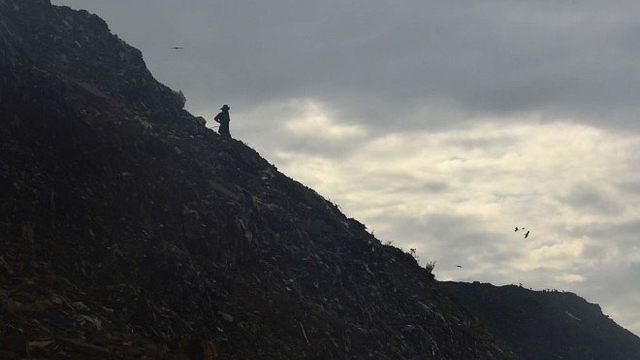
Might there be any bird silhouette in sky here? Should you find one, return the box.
[514,226,531,239]
[456,265,463,268]
[171,46,184,50]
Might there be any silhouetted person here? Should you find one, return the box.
[214,104,231,138]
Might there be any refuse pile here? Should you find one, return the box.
[0,1,516,359]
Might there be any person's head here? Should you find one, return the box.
[221,104,230,111]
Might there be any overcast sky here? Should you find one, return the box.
[52,0,640,336]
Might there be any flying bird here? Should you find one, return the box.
[171,46,184,50]
[456,265,463,268]
[524,230,530,239]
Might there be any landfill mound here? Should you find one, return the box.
[1,0,517,359]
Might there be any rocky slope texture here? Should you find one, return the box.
[0,1,515,359]
[442,282,640,360]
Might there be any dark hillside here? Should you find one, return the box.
[442,282,640,360]
[0,1,515,359]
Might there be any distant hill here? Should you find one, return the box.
[442,282,640,360]
[0,1,514,359]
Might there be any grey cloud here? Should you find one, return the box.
[418,181,450,194]
[571,260,640,306]
[580,243,610,261]
[277,138,363,159]
[570,219,640,244]
[442,134,519,151]
[369,213,510,265]
[616,180,640,195]
[561,185,624,216]
[376,177,451,197]
[56,0,640,132]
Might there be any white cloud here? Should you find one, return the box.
[272,119,640,334]
[283,100,367,141]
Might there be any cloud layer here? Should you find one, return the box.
[268,113,640,333]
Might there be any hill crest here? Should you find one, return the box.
[443,281,640,360]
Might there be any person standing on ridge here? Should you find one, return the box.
[214,104,231,138]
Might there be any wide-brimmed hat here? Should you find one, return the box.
[221,104,230,110]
